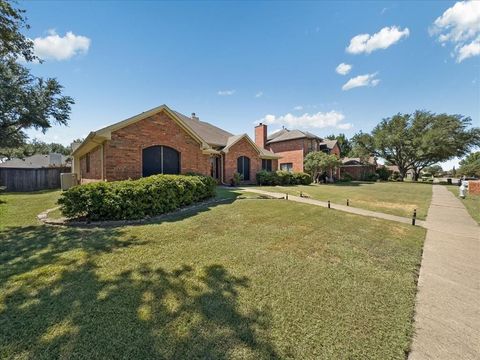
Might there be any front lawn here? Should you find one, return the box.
[446,185,480,224]
[255,181,432,220]
[0,189,425,359]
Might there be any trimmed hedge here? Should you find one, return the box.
[256,170,312,186]
[58,174,217,221]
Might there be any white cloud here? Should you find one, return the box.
[255,91,264,98]
[335,62,352,75]
[457,37,480,62]
[217,89,236,96]
[431,1,480,62]
[33,30,90,61]
[342,73,380,91]
[259,111,352,130]
[293,105,303,110]
[346,26,410,54]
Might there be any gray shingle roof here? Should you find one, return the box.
[319,139,338,150]
[0,153,69,168]
[266,129,321,144]
[173,110,233,146]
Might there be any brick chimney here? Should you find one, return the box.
[255,123,267,149]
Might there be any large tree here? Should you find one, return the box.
[0,0,74,150]
[458,152,480,177]
[354,111,480,180]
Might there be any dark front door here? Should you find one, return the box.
[237,156,250,181]
[142,145,180,177]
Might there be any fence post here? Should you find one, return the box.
[347,199,349,206]
[286,193,288,200]
[412,209,417,226]
[328,200,330,208]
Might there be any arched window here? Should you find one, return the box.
[142,145,180,177]
[237,156,250,181]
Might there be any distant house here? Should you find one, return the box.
[0,153,71,192]
[384,165,414,179]
[254,124,341,173]
[0,153,70,168]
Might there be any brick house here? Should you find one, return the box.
[254,123,341,173]
[72,105,279,184]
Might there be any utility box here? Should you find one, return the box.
[60,173,77,191]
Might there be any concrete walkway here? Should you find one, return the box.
[409,186,480,360]
[239,187,426,227]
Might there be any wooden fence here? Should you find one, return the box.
[0,167,71,192]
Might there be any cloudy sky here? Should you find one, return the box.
[22,1,479,167]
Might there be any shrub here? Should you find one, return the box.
[230,172,242,186]
[340,173,353,182]
[376,167,392,181]
[256,171,312,186]
[365,173,379,182]
[58,174,217,221]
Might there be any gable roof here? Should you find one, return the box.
[172,110,233,146]
[319,139,338,150]
[72,104,279,159]
[223,134,279,159]
[266,129,322,144]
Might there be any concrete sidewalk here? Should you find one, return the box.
[239,187,426,227]
[409,186,480,359]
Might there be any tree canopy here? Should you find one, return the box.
[458,152,480,177]
[0,139,72,160]
[304,151,342,181]
[0,0,74,150]
[352,111,480,180]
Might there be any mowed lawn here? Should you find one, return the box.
[446,185,480,224]
[0,189,425,359]
[255,181,433,220]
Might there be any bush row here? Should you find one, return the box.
[58,174,217,221]
[256,170,312,186]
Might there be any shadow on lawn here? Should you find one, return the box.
[0,225,278,359]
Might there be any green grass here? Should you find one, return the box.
[254,181,433,220]
[0,190,425,359]
[446,185,480,224]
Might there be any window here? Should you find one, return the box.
[86,153,90,173]
[261,159,272,172]
[142,145,180,177]
[280,163,293,172]
[237,156,250,181]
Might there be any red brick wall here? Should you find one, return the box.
[330,143,341,156]
[80,145,103,181]
[224,137,262,184]
[102,111,210,181]
[268,139,305,172]
[469,180,480,194]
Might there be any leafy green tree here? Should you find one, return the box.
[423,164,443,177]
[0,0,74,151]
[458,152,480,177]
[304,151,342,181]
[0,0,37,61]
[325,133,352,157]
[0,139,72,159]
[353,111,480,180]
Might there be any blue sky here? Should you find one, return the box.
[22,1,479,168]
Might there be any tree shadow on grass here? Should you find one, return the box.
[0,225,279,359]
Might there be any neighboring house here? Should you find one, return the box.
[339,157,377,180]
[254,123,341,173]
[72,105,279,184]
[0,153,71,192]
[0,153,70,168]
